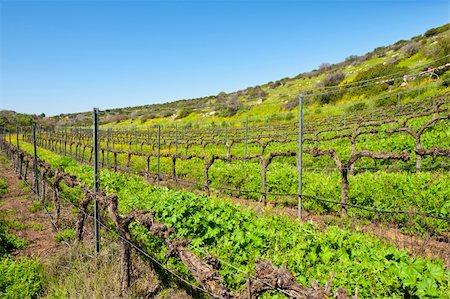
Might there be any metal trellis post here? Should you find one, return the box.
[157,125,161,184]
[32,124,40,201]
[134,126,138,152]
[343,106,346,127]
[93,108,101,254]
[244,116,248,157]
[175,124,178,155]
[371,99,374,121]
[298,94,304,220]
[106,128,110,167]
[16,126,20,172]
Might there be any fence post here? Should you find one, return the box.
[433,79,437,96]
[343,106,346,127]
[32,124,40,201]
[157,125,161,184]
[0,127,3,151]
[298,94,303,220]
[134,126,138,152]
[93,108,101,254]
[74,128,77,159]
[63,127,67,156]
[175,124,178,156]
[16,126,20,173]
[225,123,228,142]
[371,99,374,121]
[244,115,249,157]
[58,128,62,154]
[106,128,111,167]
[128,128,131,152]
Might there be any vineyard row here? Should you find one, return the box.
[0,138,358,299]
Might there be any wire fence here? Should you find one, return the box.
[1,138,350,299]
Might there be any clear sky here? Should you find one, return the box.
[0,0,449,116]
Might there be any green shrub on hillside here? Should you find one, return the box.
[322,71,345,87]
[176,109,192,119]
[346,102,367,112]
[282,97,298,111]
[424,34,450,60]
[402,41,420,58]
[346,63,408,98]
[424,23,450,37]
[313,90,345,105]
[374,96,397,107]
[354,63,407,82]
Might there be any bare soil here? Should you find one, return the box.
[0,158,62,260]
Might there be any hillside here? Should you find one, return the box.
[58,23,450,127]
[1,23,447,130]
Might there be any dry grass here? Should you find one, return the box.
[41,241,192,299]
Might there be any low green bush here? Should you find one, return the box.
[55,228,75,243]
[0,257,43,299]
[0,219,27,257]
[0,178,7,198]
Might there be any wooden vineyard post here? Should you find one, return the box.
[340,167,349,217]
[146,156,150,181]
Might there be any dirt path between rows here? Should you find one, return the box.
[0,157,62,260]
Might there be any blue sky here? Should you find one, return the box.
[0,0,449,116]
